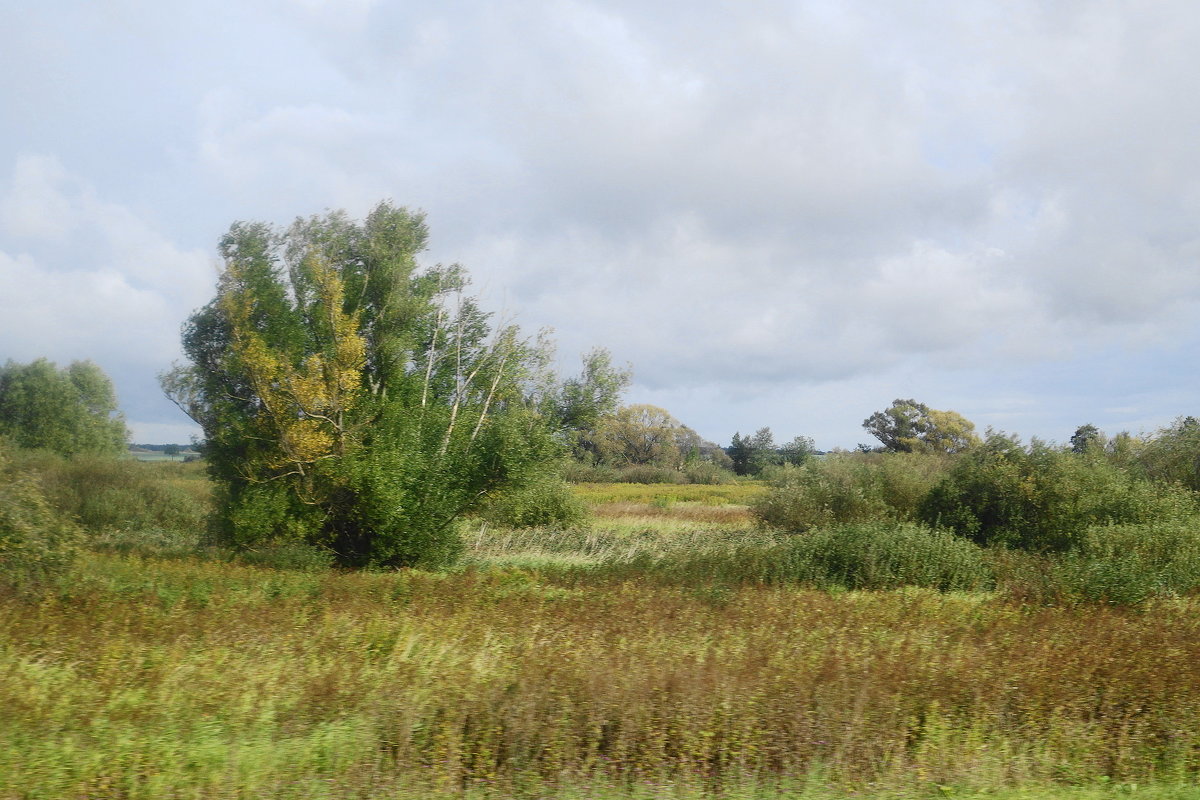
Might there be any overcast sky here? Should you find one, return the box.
[3,0,1199,449]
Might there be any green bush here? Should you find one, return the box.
[559,461,622,483]
[560,460,733,485]
[616,464,688,484]
[754,452,950,531]
[89,527,205,561]
[680,460,736,485]
[919,436,1198,552]
[635,521,991,592]
[1056,519,1200,605]
[476,474,589,529]
[234,541,335,571]
[15,451,209,534]
[0,447,81,591]
[778,522,992,591]
[1136,416,1200,490]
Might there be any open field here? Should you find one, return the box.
[572,481,766,507]
[5,548,1200,797]
[6,471,1200,798]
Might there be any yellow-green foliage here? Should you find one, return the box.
[573,481,765,507]
[6,552,1200,797]
[15,451,211,534]
[0,448,81,590]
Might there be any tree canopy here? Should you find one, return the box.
[550,348,631,460]
[0,359,128,456]
[862,399,978,455]
[163,202,560,567]
[594,404,698,469]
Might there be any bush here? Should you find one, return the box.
[754,452,949,531]
[1057,519,1200,605]
[680,460,736,485]
[234,541,335,571]
[559,461,622,483]
[0,447,81,591]
[15,451,209,534]
[919,436,1198,552]
[636,521,992,592]
[89,527,204,561]
[560,460,734,485]
[476,475,589,529]
[615,464,688,484]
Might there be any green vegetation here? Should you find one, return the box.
[753,451,948,531]
[0,358,128,456]
[6,438,1200,796]
[0,446,81,591]
[6,544,1200,798]
[919,434,1197,551]
[162,203,562,568]
[10,200,1200,797]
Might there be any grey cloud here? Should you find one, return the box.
[4,0,1200,445]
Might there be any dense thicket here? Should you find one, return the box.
[0,444,81,590]
[918,434,1197,551]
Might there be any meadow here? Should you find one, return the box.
[5,463,1200,799]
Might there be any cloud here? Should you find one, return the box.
[0,154,212,435]
[5,0,1200,445]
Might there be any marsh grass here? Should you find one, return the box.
[6,551,1200,798]
[572,481,766,506]
[592,501,754,526]
[9,474,1200,797]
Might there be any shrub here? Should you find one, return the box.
[17,452,209,534]
[754,452,949,531]
[559,461,621,483]
[636,521,991,592]
[615,464,688,484]
[1136,416,1200,490]
[776,522,992,591]
[89,527,204,561]
[0,446,81,591]
[919,436,1198,552]
[234,541,334,571]
[1057,519,1200,605]
[680,460,736,485]
[476,475,589,529]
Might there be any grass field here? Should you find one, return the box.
[5,475,1200,798]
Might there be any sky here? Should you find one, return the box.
[3,0,1200,449]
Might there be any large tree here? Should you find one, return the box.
[594,404,689,468]
[863,399,978,455]
[162,203,559,567]
[727,427,779,475]
[0,359,127,456]
[550,348,631,461]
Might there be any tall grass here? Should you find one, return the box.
[13,449,210,534]
[6,552,1200,797]
[573,481,764,506]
